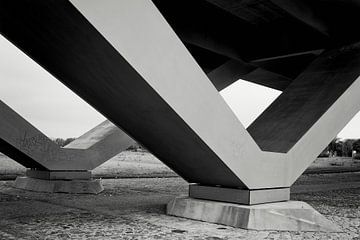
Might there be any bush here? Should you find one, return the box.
[53,138,75,147]
[353,139,360,153]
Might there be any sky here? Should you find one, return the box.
[1,35,360,139]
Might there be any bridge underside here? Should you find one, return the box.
[0,0,359,201]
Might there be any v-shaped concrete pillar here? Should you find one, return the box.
[0,100,136,193]
[1,0,358,231]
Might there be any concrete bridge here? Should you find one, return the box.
[1,0,360,231]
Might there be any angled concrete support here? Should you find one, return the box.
[1,0,359,231]
[207,59,293,91]
[0,100,136,193]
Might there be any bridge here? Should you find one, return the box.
[1,0,360,231]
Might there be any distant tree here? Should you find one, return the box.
[63,138,75,146]
[335,141,344,157]
[352,139,360,153]
[126,142,147,152]
[53,138,75,147]
[342,139,355,157]
[54,138,65,147]
[328,138,339,156]
[318,146,330,158]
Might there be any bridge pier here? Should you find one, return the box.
[1,0,360,232]
[0,100,135,194]
[15,169,103,194]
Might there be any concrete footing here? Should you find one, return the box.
[14,176,104,194]
[26,169,92,180]
[167,197,341,232]
[189,184,290,205]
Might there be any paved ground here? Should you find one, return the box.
[0,172,359,240]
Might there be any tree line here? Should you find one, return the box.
[320,138,360,158]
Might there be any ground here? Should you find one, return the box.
[0,152,359,239]
[0,172,359,240]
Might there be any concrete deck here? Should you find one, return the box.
[0,172,359,239]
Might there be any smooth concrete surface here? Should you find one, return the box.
[248,43,360,153]
[26,169,91,180]
[189,185,289,205]
[153,1,329,62]
[167,197,341,232]
[1,0,360,194]
[14,176,103,194]
[0,100,135,171]
[54,0,286,189]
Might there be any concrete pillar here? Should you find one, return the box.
[0,100,136,193]
[1,0,358,231]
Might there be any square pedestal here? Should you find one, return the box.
[14,176,103,194]
[26,169,91,180]
[167,197,341,232]
[189,184,290,205]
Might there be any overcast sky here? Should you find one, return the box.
[1,35,360,139]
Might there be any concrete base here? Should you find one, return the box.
[14,176,104,194]
[167,197,341,232]
[189,184,290,205]
[26,169,91,180]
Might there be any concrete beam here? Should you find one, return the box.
[207,59,292,91]
[1,0,360,194]
[0,0,265,188]
[0,100,136,193]
[270,0,360,41]
[152,0,329,62]
[2,1,360,231]
[248,42,360,155]
[0,100,135,171]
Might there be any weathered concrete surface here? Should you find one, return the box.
[0,100,135,171]
[25,169,91,180]
[189,184,289,205]
[0,172,358,239]
[0,101,134,194]
[14,177,103,194]
[3,0,360,192]
[167,198,340,232]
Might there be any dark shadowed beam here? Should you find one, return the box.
[0,138,46,169]
[207,60,292,91]
[205,0,329,36]
[270,0,360,45]
[251,49,324,79]
[247,42,360,153]
[152,0,329,61]
[184,43,229,74]
[185,43,293,91]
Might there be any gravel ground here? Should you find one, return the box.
[0,172,359,240]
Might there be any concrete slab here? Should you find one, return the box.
[167,197,341,232]
[189,184,289,205]
[26,169,91,180]
[14,177,103,194]
[0,175,358,239]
